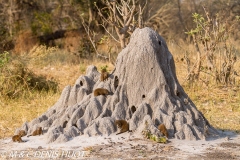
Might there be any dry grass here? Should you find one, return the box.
[171,41,240,133]
[0,40,239,139]
[0,91,59,138]
[0,46,114,138]
[182,83,240,132]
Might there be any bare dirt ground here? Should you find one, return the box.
[0,130,240,159]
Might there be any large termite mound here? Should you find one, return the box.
[16,27,218,143]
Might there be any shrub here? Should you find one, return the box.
[185,8,240,85]
[0,52,58,99]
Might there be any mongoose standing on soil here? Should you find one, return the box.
[27,127,43,137]
[158,124,168,138]
[18,130,27,137]
[93,88,109,97]
[115,120,131,135]
[100,70,108,81]
[12,135,23,143]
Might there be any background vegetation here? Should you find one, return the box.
[0,0,239,138]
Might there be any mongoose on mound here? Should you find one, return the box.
[115,120,130,135]
[18,130,27,137]
[27,127,43,137]
[158,124,168,138]
[12,135,23,143]
[100,70,108,81]
[93,88,109,97]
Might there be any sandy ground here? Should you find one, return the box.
[0,130,240,160]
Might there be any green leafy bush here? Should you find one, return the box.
[100,65,108,72]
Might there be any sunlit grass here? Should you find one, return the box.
[0,91,60,138]
[183,84,240,133]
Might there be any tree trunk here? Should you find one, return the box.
[88,0,93,24]
[177,0,186,31]
[7,0,14,37]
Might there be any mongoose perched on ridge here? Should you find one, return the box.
[158,124,168,138]
[18,130,27,137]
[12,135,23,143]
[115,120,131,135]
[93,88,109,97]
[100,70,108,81]
[27,127,43,137]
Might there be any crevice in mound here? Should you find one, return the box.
[72,124,78,128]
[114,76,119,90]
[131,105,136,114]
[80,81,83,86]
[63,121,68,128]
[101,108,112,118]
[17,27,218,143]
[146,103,153,118]
[158,40,162,46]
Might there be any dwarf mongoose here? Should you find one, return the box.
[12,135,23,143]
[158,124,168,138]
[100,70,108,81]
[93,88,109,97]
[115,120,130,135]
[18,130,27,137]
[27,127,43,137]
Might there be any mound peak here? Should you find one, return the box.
[16,27,218,143]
